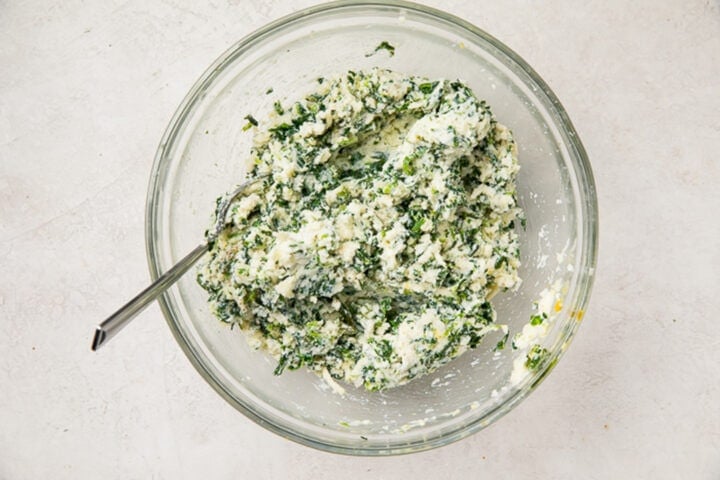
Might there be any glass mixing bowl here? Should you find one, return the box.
[146,0,597,455]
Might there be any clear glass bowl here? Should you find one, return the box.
[146,0,597,455]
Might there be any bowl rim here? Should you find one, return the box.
[145,0,598,456]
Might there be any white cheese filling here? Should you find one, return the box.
[198,68,523,391]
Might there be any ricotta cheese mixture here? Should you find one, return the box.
[197,68,523,391]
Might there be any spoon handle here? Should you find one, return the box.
[91,242,208,351]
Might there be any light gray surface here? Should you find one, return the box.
[1,0,718,478]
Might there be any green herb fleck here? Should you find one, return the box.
[411,216,425,236]
[495,330,510,351]
[366,41,396,57]
[273,101,284,115]
[274,354,289,375]
[402,156,415,175]
[418,81,438,94]
[525,344,549,370]
[269,122,295,140]
[242,114,259,131]
[376,339,393,361]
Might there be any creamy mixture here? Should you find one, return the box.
[197,68,523,391]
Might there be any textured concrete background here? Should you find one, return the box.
[1,1,719,478]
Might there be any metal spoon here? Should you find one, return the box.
[91,175,267,351]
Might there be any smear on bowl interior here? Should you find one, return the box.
[197,68,523,391]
